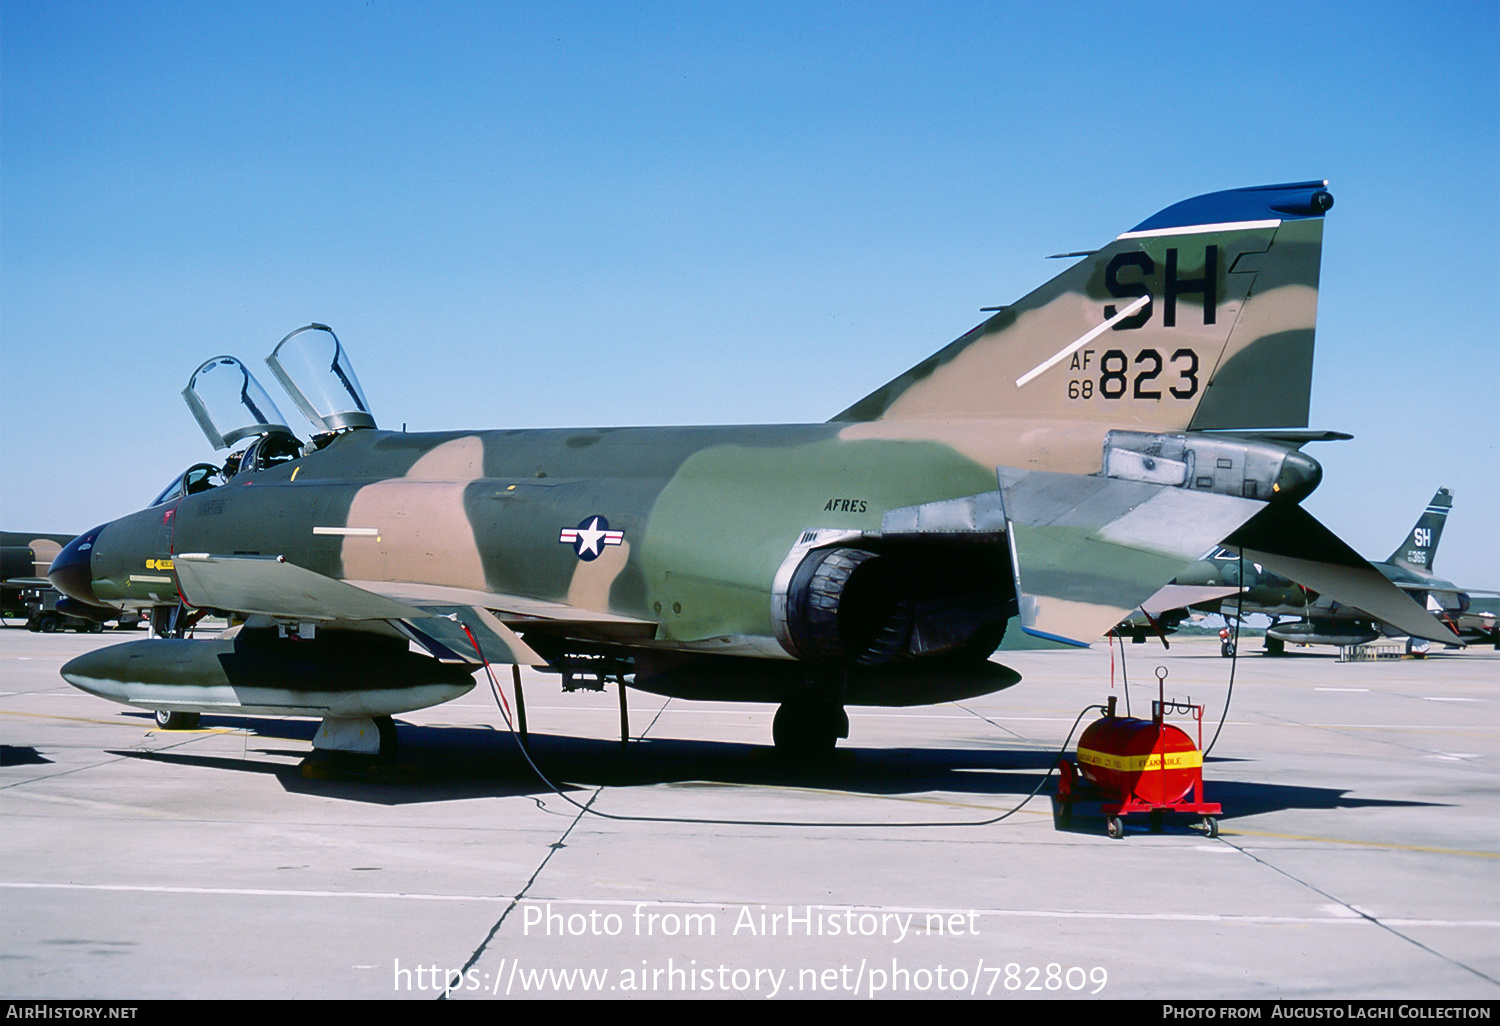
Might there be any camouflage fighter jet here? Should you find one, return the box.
[48,181,1457,759]
[2,532,74,622]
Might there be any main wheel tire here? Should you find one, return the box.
[1220,640,1235,658]
[375,716,399,763]
[154,710,200,730]
[772,700,846,759]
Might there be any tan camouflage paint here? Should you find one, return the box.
[341,435,488,589]
[566,540,631,613]
[836,220,1320,437]
[28,538,62,577]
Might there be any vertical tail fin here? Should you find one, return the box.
[833,181,1333,432]
[1387,487,1452,572]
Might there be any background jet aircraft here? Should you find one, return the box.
[2,531,74,617]
[2,531,139,631]
[48,181,1457,760]
[1166,487,1484,654]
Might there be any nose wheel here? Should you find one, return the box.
[153,709,200,730]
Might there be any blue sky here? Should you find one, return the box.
[3,1,1496,584]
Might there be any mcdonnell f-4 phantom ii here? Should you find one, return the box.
[49,180,1460,761]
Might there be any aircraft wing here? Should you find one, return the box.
[1223,505,1461,644]
[172,553,546,665]
[997,469,1265,646]
[347,579,657,638]
[1137,584,1244,618]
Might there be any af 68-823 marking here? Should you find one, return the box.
[1067,347,1199,401]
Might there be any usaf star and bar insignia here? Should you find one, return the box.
[559,515,624,561]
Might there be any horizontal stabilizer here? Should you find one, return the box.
[998,468,1263,646]
[1201,429,1353,447]
[1224,504,1459,644]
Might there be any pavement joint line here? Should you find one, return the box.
[1213,828,1499,858]
[445,787,602,1000]
[1220,836,1500,987]
[1256,710,1498,758]
[0,722,237,791]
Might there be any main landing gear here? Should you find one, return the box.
[772,698,849,759]
[773,667,849,759]
[299,715,404,780]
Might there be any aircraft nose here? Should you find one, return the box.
[48,525,107,606]
[1274,451,1322,504]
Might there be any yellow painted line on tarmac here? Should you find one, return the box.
[0,708,252,737]
[1221,826,1498,859]
[2,709,165,728]
[658,780,1048,816]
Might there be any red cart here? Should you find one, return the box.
[1055,671,1221,839]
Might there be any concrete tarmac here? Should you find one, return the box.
[2,626,1496,1000]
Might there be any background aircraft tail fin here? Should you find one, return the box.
[1386,487,1452,572]
[1226,502,1458,644]
[833,182,1333,433]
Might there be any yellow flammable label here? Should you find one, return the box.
[1077,747,1203,773]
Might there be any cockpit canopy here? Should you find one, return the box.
[266,324,376,433]
[149,462,226,508]
[182,356,293,450]
[175,327,374,494]
[229,431,303,478]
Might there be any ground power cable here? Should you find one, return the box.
[459,623,1102,831]
[1202,547,1244,759]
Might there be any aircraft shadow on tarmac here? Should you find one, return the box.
[0,745,54,766]
[102,713,1447,822]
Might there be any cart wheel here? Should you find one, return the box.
[1056,759,1076,800]
[1106,816,1124,839]
[1052,799,1073,829]
[1202,817,1219,839]
[1149,810,1164,833]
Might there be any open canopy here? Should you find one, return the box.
[182,356,292,450]
[265,324,376,433]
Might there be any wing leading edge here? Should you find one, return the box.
[171,553,547,666]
